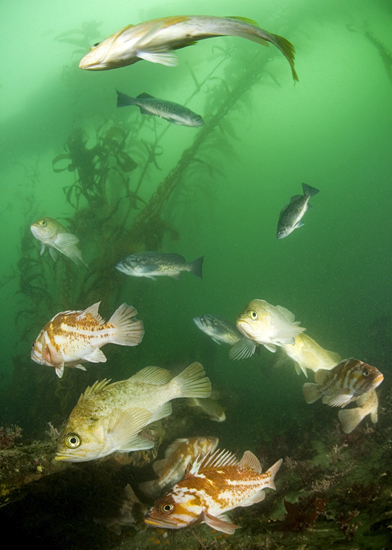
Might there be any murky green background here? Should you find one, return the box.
[0,0,391,456]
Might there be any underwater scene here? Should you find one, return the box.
[1,0,392,548]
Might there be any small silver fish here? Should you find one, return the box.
[116,251,203,280]
[277,183,319,239]
[338,389,379,433]
[31,217,87,266]
[303,358,384,407]
[117,90,204,127]
[193,315,242,345]
[79,15,298,82]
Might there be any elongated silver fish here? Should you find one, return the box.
[79,15,298,82]
[56,362,212,462]
[116,251,204,280]
[31,217,87,266]
[193,315,242,345]
[277,183,319,239]
[116,90,204,127]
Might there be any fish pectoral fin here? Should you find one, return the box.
[202,512,239,535]
[49,247,58,261]
[295,221,305,228]
[264,343,277,353]
[229,337,256,360]
[84,347,107,363]
[109,407,153,450]
[120,434,155,452]
[137,50,179,66]
[322,392,355,408]
[40,244,46,256]
[56,232,80,246]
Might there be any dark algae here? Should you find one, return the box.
[0,1,392,550]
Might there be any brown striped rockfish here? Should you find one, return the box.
[144,448,282,534]
[31,302,144,378]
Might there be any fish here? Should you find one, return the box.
[31,302,144,378]
[277,183,319,239]
[302,358,384,407]
[79,15,298,82]
[233,299,306,356]
[116,90,204,127]
[187,397,226,422]
[116,251,204,280]
[144,448,282,534]
[193,314,242,346]
[338,389,379,434]
[282,334,341,377]
[140,436,219,498]
[55,361,212,462]
[30,216,87,266]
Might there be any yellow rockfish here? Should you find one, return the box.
[140,436,219,498]
[282,333,341,377]
[303,358,384,408]
[56,362,211,462]
[31,302,144,378]
[79,15,298,82]
[30,217,87,266]
[338,389,379,434]
[144,448,282,534]
[232,299,306,358]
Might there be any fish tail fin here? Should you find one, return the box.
[109,303,144,346]
[172,362,212,399]
[269,33,299,82]
[302,382,321,404]
[338,408,365,434]
[302,183,320,197]
[266,458,283,490]
[187,256,204,279]
[116,89,136,107]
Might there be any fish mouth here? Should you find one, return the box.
[236,319,251,337]
[373,373,384,387]
[144,516,179,529]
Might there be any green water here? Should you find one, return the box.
[0,0,391,547]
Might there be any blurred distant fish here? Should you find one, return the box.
[282,333,341,377]
[193,314,242,345]
[116,90,204,127]
[31,217,87,266]
[116,251,204,280]
[140,436,219,498]
[303,358,384,407]
[188,396,226,422]
[31,302,144,378]
[233,299,305,357]
[79,15,298,82]
[338,389,379,433]
[277,183,319,239]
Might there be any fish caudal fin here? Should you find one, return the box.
[173,362,212,399]
[188,256,204,279]
[302,382,321,404]
[302,183,320,197]
[338,407,366,434]
[266,458,283,490]
[116,89,136,107]
[109,303,144,346]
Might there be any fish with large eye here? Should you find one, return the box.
[65,433,81,449]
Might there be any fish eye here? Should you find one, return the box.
[40,220,47,227]
[65,433,81,449]
[161,503,174,514]
[362,369,369,377]
[92,42,100,48]
[250,311,258,320]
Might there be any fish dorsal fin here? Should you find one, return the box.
[239,450,262,473]
[275,305,296,323]
[137,92,154,99]
[190,448,238,475]
[314,368,329,385]
[289,194,302,203]
[78,378,112,402]
[128,366,171,385]
[226,16,259,27]
[78,302,104,324]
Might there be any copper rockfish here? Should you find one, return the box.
[31,302,144,378]
[145,448,282,535]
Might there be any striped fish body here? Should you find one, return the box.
[140,436,219,497]
[145,449,282,534]
[79,15,298,81]
[31,302,144,378]
[303,358,384,407]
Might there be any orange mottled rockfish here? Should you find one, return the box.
[303,358,383,408]
[31,302,144,378]
[144,448,282,535]
[140,436,219,498]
